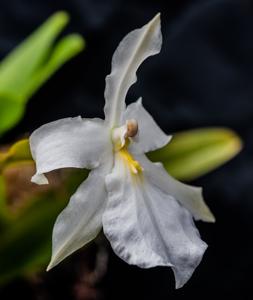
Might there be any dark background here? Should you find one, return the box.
[0,0,252,299]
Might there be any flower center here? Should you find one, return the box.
[118,144,143,174]
[112,119,143,175]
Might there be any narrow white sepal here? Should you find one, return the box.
[104,13,162,126]
[47,161,112,271]
[139,155,215,223]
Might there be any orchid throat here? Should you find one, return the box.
[112,119,143,175]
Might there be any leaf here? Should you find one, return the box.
[0,96,25,137]
[22,34,85,99]
[0,140,38,226]
[0,11,85,136]
[0,12,68,95]
[148,127,242,181]
[0,156,36,230]
[0,139,32,171]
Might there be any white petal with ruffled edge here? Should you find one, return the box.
[103,154,207,288]
[123,98,171,153]
[104,13,162,127]
[47,162,112,270]
[30,117,111,184]
[138,155,215,222]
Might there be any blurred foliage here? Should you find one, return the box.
[0,163,87,285]
[0,9,243,289]
[0,11,85,137]
[148,127,242,181]
[0,139,32,170]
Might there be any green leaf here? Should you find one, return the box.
[148,127,242,181]
[22,34,85,99]
[0,11,69,97]
[0,95,25,136]
[0,11,85,136]
[0,139,32,226]
[0,139,32,171]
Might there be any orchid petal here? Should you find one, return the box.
[104,13,162,127]
[138,155,215,222]
[30,117,111,184]
[47,162,112,270]
[124,98,171,153]
[103,154,207,288]
[103,155,168,268]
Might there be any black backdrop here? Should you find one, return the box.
[0,0,252,299]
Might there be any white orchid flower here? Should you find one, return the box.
[30,13,215,288]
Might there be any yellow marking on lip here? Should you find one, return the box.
[118,146,143,175]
